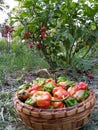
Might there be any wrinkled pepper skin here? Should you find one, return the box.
[43,82,55,93]
[76,82,88,90]
[67,87,77,97]
[34,91,52,108]
[51,97,64,108]
[57,82,67,89]
[52,87,69,99]
[17,89,30,101]
[28,84,42,92]
[45,78,56,86]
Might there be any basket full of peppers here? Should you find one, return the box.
[13,77,95,130]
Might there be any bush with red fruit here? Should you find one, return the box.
[10,0,98,70]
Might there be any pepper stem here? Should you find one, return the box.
[51,96,69,102]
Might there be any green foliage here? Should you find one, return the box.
[0,40,49,75]
[10,0,98,70]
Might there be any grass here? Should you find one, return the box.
[0,38,49,130]
[0,38,98,130]
[0,38,49,75]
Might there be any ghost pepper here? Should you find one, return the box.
[77,82,88,90]
[51,97,64,109]
[45,78,56,86]
[25,91,51,108]
[32,91,52,108]
[67,87,77,97]
[28,84,42,92]
[52,87,69,99]
[17,89,30,101]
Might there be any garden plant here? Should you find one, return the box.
[0,0,98,130]
[10,0,98,71]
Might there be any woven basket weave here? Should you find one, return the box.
[13,89,95,130]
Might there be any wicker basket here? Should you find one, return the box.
[13,89,95,130]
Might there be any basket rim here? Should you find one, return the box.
[13,88,95,112]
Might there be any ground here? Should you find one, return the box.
[0,68,98,130]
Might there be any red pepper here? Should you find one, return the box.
[28,84,42,92]
[29,44,33,48]
[41,32,46,39]
[57,82,67,89]
[96,38,98,43]
[17,89,30,101]
[52,87,69,99]
[51,97,64,108]
[87,74,94,79]
[35,43,42,50]
[67,87,77,96]
[45,78,56,86]
[24,31,30,39]
[77,82,88,90]
[30,90,38,96]
[41,26,46,31]
[34,91,52,108]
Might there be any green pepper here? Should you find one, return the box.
[73,90,90,102]
[82,90,90,101]
[25,95,37,106]
[43,82,55,93]
[57,76,68,83]
[32,78,46,86]
[57,77,75,88]
[64,98,78,107]
[18,83,31,91]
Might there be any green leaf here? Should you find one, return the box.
[68,34,74,44]
[23,0,33,8]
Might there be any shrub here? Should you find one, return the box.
[10,0,98,70]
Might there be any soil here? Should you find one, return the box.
[0,68,98,130]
